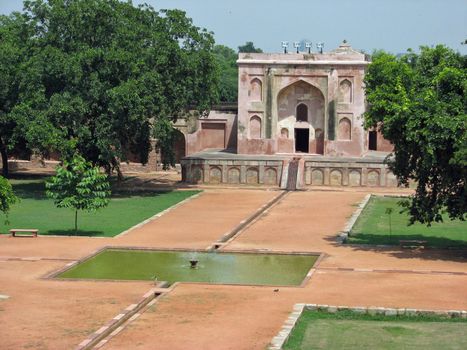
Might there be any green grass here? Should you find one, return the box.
[284,310,467,350]
[58,249,318,286]
[348,196,467,248]
[0,178,200,237]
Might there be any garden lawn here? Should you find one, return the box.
[0,179,200,237]
[284,310,467,350]
[348,196,467,248]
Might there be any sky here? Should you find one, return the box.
[1,0,466,54]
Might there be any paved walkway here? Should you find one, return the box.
[0,188,465,350]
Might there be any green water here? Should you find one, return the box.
[59,249,317,286]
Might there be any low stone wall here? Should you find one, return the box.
[181,157,398,188]
[304,160,398,187]
[182,158,284,186]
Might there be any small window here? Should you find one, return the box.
[296,103,308,122]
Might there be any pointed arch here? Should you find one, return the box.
[337,117,351,140]
[338,79,352,103]
[277,80,325,127]
[249,115,262,139]
[250,78,262,101]
[296,103,308,122]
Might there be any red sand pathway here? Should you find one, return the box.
[0,189,466,350]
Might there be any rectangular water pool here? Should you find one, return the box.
[58,249,318,286]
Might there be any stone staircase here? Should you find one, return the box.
[280,157,304,190]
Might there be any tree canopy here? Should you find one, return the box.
[0,0,219,175]
[238,41,263,53]
[213,45,238,103]
[0,11,50,177]
[364,45,466,224]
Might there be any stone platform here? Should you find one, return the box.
[181,150,398,188]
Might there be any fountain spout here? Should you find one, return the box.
[189,260,199,269]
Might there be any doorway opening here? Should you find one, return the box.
[369,130,377,150]
[295,129,309,153]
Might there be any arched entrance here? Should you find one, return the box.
[173,129,186,163]
[277,80,325,154]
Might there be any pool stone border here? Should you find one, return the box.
[45,246,324,288]
[269,303,467,350]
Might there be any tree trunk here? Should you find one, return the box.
[0,139,9,178]
[116,166,124,183]
[112,156,124,184]
[74,210,78,235]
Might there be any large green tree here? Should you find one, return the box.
[6,0,219,177]
[364,45,466,224]
[213,45,238,102]
[0,11,57,177]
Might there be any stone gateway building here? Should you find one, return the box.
[181,42,396,188]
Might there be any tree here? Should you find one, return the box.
[238,41,263,53]
[364,45,466,224]
[7,0,219,177]
[46,153,111,233]
[213,45,238,102]
[0,12,58,177]
[0,176,18,224]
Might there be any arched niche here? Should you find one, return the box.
[311,169,324,185]
[227,167,240,184]
[277,80,325,130]
[209,166,222,184]
[280,128,289,138]
[296,103,308,122]
[338,79,352,103]
[367,170,380,186]
[250,78,262,101]
[330,169,343,186]
[191,166,203,184]
[264,168,277,185]
[349,170,361,186]
[246,167,259,184]
[337,117,351,140]
[249,116,262,139]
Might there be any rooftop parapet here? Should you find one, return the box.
[237,41,369,66]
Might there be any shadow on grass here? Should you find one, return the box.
[348,233,467,249]
[11,178,186,200]
[111,189,172,198]
[11,181,48,200]
[46,229,105,237]
[323,235,467,263]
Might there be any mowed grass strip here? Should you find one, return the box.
[284,310,467,350]
[348,196,467,247]
[0,179,200,237]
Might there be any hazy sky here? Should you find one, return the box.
[1,0,466,54]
